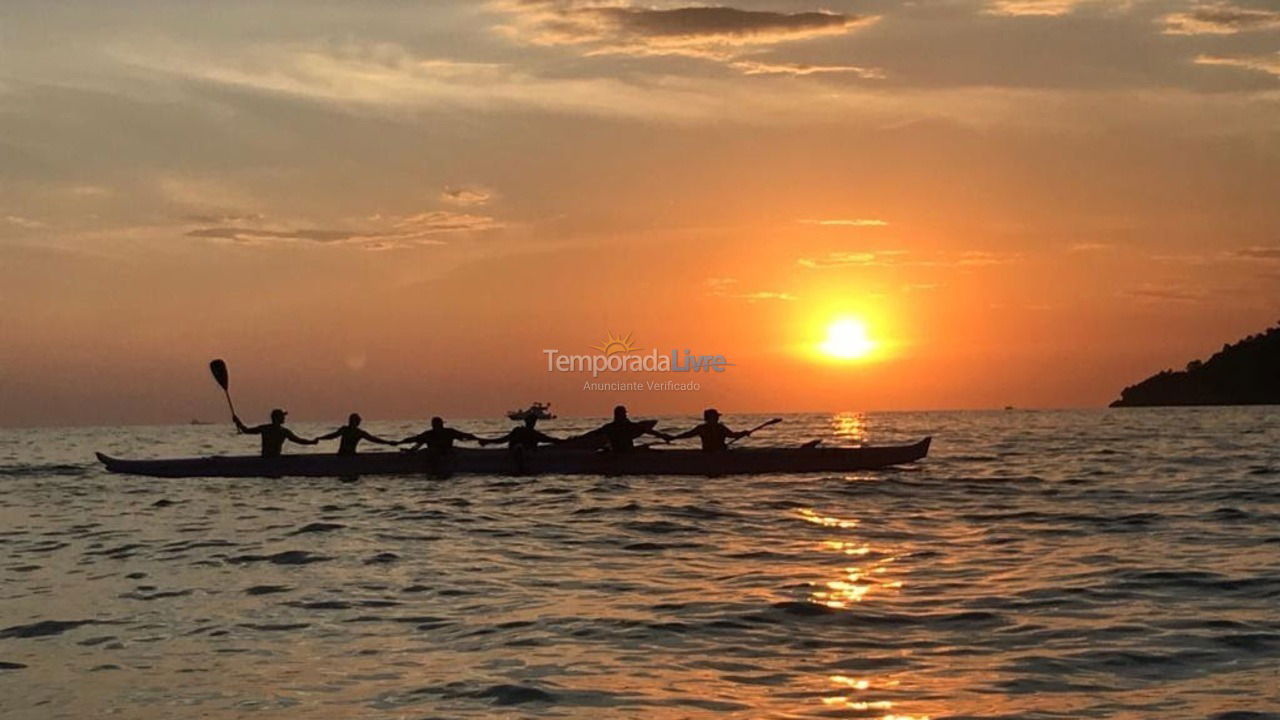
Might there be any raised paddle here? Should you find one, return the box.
[209,359,238,420]
[726,417,782,447]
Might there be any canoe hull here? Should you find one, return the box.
[95,438,930,478]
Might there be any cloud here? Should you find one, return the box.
[736,291,797,301]
[186,210,502,249]
[187,226,355,244]
[704,277,796,301]
[800,218,889,227]
[1123,285,1205,302]
[955,250,1021,266]
[797,249,1019,268]
[1195,52,1280,77]
[183,212,266,224]
[985,0,1089,17]
[494,1,879,73]
[729,60,883,78]
[386,211,504,234]
[112,41,736,123]
[107,38,1280,133]
[797,250,907,268]
[4,215,46,229]
[440,186,495,207]
[1234,245,1280,259]
[1162,3,1280,34]
[66,185,112,198]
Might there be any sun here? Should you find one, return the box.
[819,317,876,360]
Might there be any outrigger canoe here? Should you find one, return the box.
[95,437,930,478]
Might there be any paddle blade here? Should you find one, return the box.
[209,359,230,390]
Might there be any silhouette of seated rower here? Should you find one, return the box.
[666,408,748,452]
[398,417,481,452]
[316,413,396,456]
[233,409,317,458]
[480,415,562,451]
[574,405,671,452]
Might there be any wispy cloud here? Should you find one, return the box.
[104,38,1280,132]
[1234,245,1280,260]
[1123,285,1205,303]
[705,277,796,301]
[1195,52,1280,77]
[3,215,46,230]
[798,249,1019,268]
[186,210,502,250]
[800,218,889,227]
[736,290,798,301]
[112,41,738,123]
[1162,3,1280,34]
[183,212,266,224]
[440,186,495,207]
[955,250,1022,266]
[493,1,880,75]
[985,0,1090,17]
[797,250,907,268]
[730,60,883,78]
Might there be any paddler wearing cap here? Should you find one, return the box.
[664,408,749,452]
[232,408,318,458]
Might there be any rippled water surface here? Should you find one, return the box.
[2,409,1278,719]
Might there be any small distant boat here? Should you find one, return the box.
[95,438,930,478]
[189,419,214,425]
[507,402,556,421]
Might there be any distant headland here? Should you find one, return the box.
[1111,323,1280,407]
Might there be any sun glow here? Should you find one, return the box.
[819,317,877,360]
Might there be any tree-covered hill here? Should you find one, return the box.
[1111,324,1280,407]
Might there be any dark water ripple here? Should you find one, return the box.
[0,408,1278,719]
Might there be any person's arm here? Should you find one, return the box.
[561,426,605,448]
[645,425,678,443]
[574,427,604,441]
[284,429,318,445]
[451,428,481,443]
[532,430,561,445]
[232,415,256,434]
[725,425,750,440]
[358,429,396,446]
[665,426,700,441]
[398,432,425,450]
[315,428,343,441]
[478,431,514,447]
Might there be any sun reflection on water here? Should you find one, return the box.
[794,505,926,720]
[797,511,902,609]
[823,675,928,719]
[822,540,871,555]
[809,557,902,609]
[831,411,868,445]
[796,508,858,528]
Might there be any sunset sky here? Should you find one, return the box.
[2,0,1278,426]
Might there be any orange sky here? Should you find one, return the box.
[1,1,1278,426]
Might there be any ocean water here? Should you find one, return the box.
[1,409,1277,719]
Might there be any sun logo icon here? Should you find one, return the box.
[592,331,639,355]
